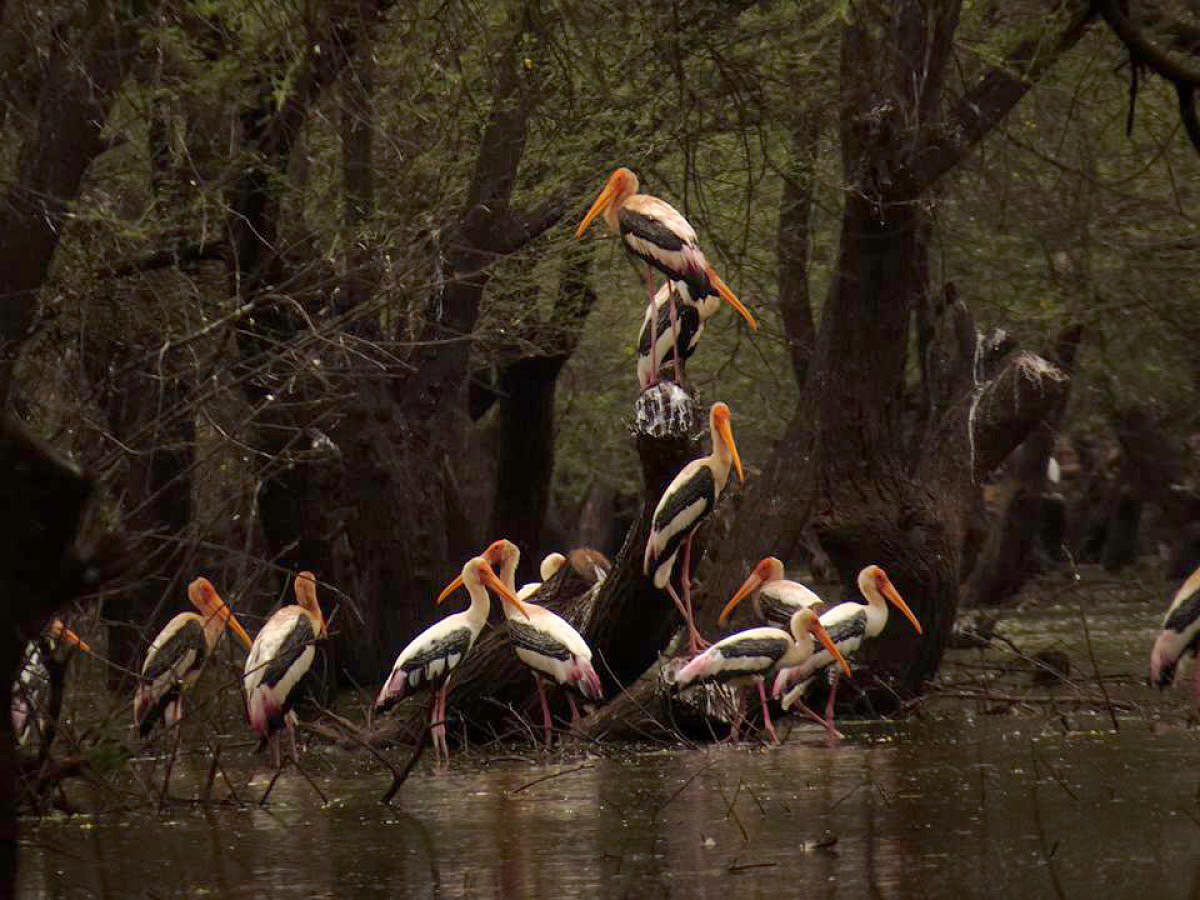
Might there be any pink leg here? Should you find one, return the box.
[645,268,659,388]
[568,694,580,726]
[679,535,709,654]
[757,678,780,745]
[825,670,840,724]
[725,689,745,743]
[794,698,844,741]
[666,282,683,385]
[534,672,553,747]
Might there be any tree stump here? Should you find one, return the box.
[368,384,702,745]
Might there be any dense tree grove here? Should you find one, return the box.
[1,0,1199,764]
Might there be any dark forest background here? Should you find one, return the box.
[3,0,1199,703]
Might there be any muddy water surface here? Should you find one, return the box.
[18,595,1200,898]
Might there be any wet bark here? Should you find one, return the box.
[371,385,701,742]
[966,325,1083,606]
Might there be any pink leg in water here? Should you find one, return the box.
[534,672,553,747]
[757,678,780,745]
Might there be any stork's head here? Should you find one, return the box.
[47,619,90,653]
[575,167,639,238]
[188,577,254,650]
[710,402,744,483]
[790,608,852,676]
[294,571,327,638]
[719,557,785,625]
[858,565,922,635]
[481,539,521,573]
[539,552,568,582]
[438,556,526,612]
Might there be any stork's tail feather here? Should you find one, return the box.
[674,650,719,690]
[771,666,799,702]
[573,660,604,701]
[248,687,280,739]
[374,669,408,713]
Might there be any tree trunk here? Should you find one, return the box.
[966,325,1083,606]
[701,2,1086,700]
[0,3,140,408]
[372,384,701,742]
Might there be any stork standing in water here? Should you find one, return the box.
[244,571,326,769]
[772,565,922,735]
[376,557,519,764]
[12,620,89,755]
[134,577,253,737]
[720,557,826,631]
[575,167,757,387]
[675,608,850,744]
[645,401,744,655]
[465,540,603,746]
[1149,564,1200,707]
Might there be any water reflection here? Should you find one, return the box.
[19,598,1200,898]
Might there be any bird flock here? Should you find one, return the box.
[13,166,1200,776]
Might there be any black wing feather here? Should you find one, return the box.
[721,637,787,664]
[652,466,715,568]
[1165,591,1200,634]
[619,208,685,254]
[637,301,702,359]
[261,617,316,689]
[403,627,473,676]
[824,609,868,647]
[508,621,572,661]
[143,619,208,683]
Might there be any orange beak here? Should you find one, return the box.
[715,415,744,484]
[809,619,852,677]
[719,570,765,625]
[58,625,91,654]
[193,579,254,651]
[437,574,464,605]
[575,176,619,239]
[478,564,532,615]
[706,265,758,332]
[881,579,922,635]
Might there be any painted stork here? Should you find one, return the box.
[645,401,744,655]
[1149,564,1200,706]
[12,620,89,753]
[471,540,603,745]
[719,556,826,631]
[376,556,518,763]
[244,571,327,769]
[575,167,757,387]
[134,577,253,737]
[772,565,922,734]
[635,280,720,389]
[675,608,850,743]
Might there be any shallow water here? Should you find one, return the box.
[19,590,1200,898]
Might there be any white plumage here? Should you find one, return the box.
[1149,564,1200,700]
[644,401,744,655]
[244,571,326,769]
[675,608,848,744]
[480,540,603,746]
[376,556,519,763]
[773,566,922,728]
[135,577,252,737]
